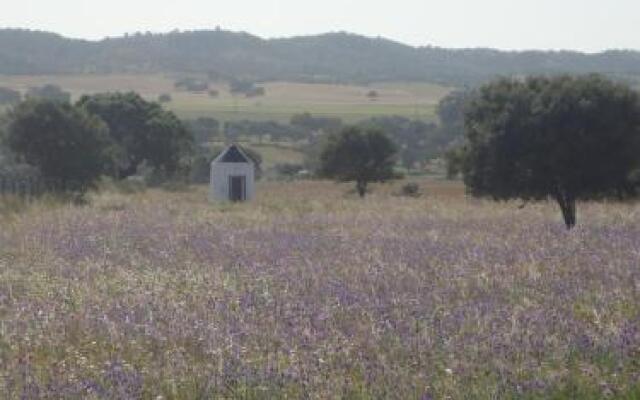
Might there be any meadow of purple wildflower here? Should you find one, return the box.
[1,180,639,399]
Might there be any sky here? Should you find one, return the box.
[2,0,639,52]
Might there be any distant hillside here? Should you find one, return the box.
[2,29,640,86]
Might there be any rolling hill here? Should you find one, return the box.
[2,29,640,86]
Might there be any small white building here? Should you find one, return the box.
[209,144,255,202]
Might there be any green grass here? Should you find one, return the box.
[0,74,449,123]
[167,98,436,123]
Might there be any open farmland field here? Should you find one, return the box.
[1,180,640,398]
[0,74,449,123]
[244,143,306,170]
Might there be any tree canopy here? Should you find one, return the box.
[5,99,112,191]
[437,89,472,145]
[78,92,192,178]
[320,127,399,197]
[359,116,439,170]
[26,84,71,103]
[4,29,640,86]
[460,74,640,228]
[0,87,21,105]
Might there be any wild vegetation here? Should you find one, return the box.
[320,127,399,197]
[5,100,112,191]
[1,24,640,398]
[2,29,640,86]
[1,181,639,399]
[2,94,193,194]
[455,75,640,229]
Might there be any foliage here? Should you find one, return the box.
[25,84,71,103]
[359,116,439,170]
[4,99,112,192]
[188,154,213,184]
[0,161,42,199]
[230,79,266,97]
[436,89,472,146]
[0,86,21,105]
[460,74,640,228]
[320,126,399,197]
[78,92,193,179]
[444,146,466,179]
[398,182,421,197]
[186,117,220,144]
[224,119,304,142]
[174,78,209,93]
[290,112,343,134]
[4,29,640,85]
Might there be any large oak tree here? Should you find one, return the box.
[461,75,640,229]
[78,92,192,179]
[6,99,112,192]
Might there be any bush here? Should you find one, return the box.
[398,182,421,197]
[158,93,172,103]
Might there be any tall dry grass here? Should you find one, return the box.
[1,179,639,398]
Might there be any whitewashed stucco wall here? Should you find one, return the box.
[209,162,255,202]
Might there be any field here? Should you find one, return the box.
[1,179,640,399]
[0,74,450,123]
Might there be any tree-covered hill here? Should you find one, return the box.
[2,28,640,85]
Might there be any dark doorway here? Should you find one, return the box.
[229,176,246,202]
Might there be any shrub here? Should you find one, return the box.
[158,93,172,103]
[399,182,421,197]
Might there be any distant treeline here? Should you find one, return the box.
[2,29,640,85]
[187,89,467,173]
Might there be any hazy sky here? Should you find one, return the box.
[3,0,639,52]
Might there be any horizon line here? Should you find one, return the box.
[1,26,637,55]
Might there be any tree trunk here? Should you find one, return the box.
[555,189,577,230]
[356,181,367,198]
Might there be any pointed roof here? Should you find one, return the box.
[213,144,253,164]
